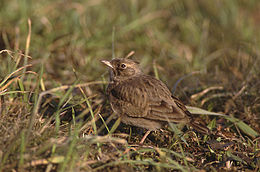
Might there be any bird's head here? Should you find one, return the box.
[101,58,142,81]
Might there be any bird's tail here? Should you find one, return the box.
[189,120,210,135]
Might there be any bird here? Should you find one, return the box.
[101,58,209,144]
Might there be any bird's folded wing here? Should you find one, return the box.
[141,76,189,122]
[147,99,189,123]
[109,76,190,123]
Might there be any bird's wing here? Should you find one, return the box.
[143,77,190,123]
[108,75,190,123]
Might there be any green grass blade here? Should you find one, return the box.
[225,116,259,139]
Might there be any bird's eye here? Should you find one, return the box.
[120,63,127,69]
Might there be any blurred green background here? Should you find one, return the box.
[1,0,259,87]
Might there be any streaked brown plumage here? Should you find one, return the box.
[101,58,209,143]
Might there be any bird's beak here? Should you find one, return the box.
[101,60,113,69]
